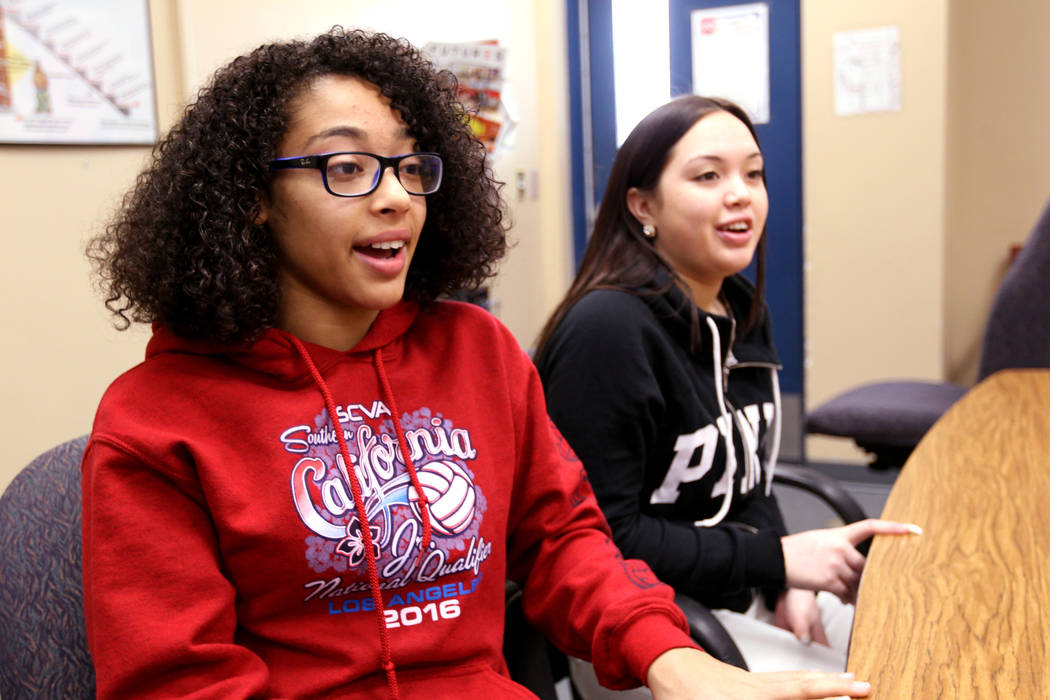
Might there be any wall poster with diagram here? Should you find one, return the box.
[0,0,157,145]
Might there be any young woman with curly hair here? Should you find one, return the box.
[83,27,875,700]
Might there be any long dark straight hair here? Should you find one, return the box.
[534,95,767,358]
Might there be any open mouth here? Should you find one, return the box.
[356,240,405,259]
[717,221,750,233]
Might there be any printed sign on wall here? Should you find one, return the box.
[833,26,901,117]
[690,3,770,125]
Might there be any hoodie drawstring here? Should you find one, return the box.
[288,336,402,700]
[764,367,782,496]
[695,316,736,527]
[373,348,433,565]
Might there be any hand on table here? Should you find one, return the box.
[774,588,829,646]
[781,519,921,604]
[646,647,870,699]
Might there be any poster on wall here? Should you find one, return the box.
[690,3,770,125]
[0,0,157,145]
[423,40,515,155]
[833,26,900,116]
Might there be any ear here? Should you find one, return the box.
[626,186,655,227]
[254,190,270,226]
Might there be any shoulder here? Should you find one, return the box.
[92,351,208,427]
[537,289,662,377]
[419,299,515,341]
[415,299,530,365]
[571,287,651,316]
[88,353,202,468]
[557,289,655,339]
[99,353,187,404]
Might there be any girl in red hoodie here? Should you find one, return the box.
[83,26,872,700]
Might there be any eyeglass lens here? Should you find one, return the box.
[325,153,441,196]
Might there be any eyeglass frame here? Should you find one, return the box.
[267,151,443,198]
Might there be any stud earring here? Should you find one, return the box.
[642,224,656,239]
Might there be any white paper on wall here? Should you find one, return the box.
[833,26,901,116]
[690,3,770,125]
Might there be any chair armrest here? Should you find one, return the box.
[773,465,867,525]
[503,580,560,699]
[667,468,869,673]
[673,593,748,670]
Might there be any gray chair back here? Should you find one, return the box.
[979,198,1050,379]
[0,436,94,699]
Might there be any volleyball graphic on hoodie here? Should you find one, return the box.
[410,460,477,535]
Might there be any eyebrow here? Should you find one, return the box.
[685,152,764,166]
[304,125,414,149]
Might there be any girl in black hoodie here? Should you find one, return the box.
[535,96,916,692]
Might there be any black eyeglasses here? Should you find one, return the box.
[268,151,443,197]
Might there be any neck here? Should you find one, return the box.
[277,300,380,352]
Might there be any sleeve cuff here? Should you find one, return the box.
[617,612,701,688]
[741,529,787,590]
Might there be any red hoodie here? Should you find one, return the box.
[82,300,698,699]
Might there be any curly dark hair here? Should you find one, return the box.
[87,27,507,344]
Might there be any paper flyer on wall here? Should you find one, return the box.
[0,0,157,145]
[833,26,901,116]
[423,40,515,155]
[690,2,770,125]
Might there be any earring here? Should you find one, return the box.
[642,224,656,239]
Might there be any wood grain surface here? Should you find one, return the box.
[847,369,1050,698]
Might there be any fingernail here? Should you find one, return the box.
[800,635,811,645]
[905,523,923,535]
[852,680,872,693]
[839,672,855,680]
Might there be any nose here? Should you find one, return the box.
[370,165,412,212]
[724,175,751,207]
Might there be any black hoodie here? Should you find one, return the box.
[536,273,787,611]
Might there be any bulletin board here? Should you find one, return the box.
[0,0,157,145]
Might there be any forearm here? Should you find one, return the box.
[608,510,786,609]
[729,489,788,537]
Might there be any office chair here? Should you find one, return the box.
[505,462,868,686]
[679,463,868,670]
[0,435,95,699]
[805,195,1050,469]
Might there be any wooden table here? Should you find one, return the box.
[847,369,1050,698]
